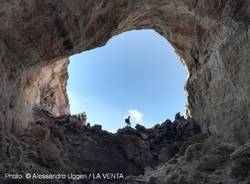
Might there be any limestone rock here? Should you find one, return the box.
[195,155,227,172]
[230,143,250,166]
[0,0,250,183]
[1,112,250,183]
[26,58,70,117]
[185,143,202,161]
[0,113,202,183]
[0,0,249,143]
[37,141,63,168]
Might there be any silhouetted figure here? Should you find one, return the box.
[125,116,131,127]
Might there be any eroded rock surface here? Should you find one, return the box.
[0,109,201,183]
[1,110,250,184]
[0,0,250,183]
[0,0,249,142]
[25,58,70,117]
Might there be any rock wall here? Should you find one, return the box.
[2,110,250,184]
[0,0,249,142]
[25,58,70,117]
[0,110,201,182]
[0,56,70,134]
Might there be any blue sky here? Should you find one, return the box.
[67,29,187,132]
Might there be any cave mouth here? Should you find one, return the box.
[67,29,188,132]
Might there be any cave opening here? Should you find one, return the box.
[67,29,188,132]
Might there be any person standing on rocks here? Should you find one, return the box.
[125,116,131,127]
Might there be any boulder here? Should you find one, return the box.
[230,144,250,166]
[37,142,63,168]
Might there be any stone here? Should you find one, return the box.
[0,0,249,183]
[230,144,250,166]
[35,59,70,117]
[196,155,227,172]
[160,119,172,129]
[37,142,63,168]
[210,143,236,156]
[0,114,201,182]
[92,124,102,132]
[29,127,50,142]
[175,113,184,121]
[115,133,155,168]
[135,124,146,132]
[230,162,249,180]
[185,143,202,161]
[158,144,180,163]
[0,0,249,144]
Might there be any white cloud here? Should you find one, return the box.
[128,109,143,123]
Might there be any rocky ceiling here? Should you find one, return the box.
[0,0,249,143]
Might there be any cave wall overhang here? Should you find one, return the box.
[0,0,249,142]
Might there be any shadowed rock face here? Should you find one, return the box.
[0,0,250,142]
[0,108,201,183]
[0,1,250,183]
[1,110,250,184]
